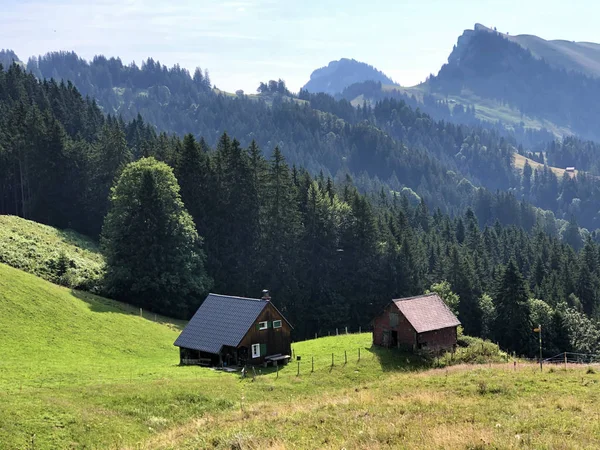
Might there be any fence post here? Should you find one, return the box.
[358,348,361,361]
[140,308,143,318]
[359,326,361,334]
[345,326,348,334]
[328,331,330,337]
[564,352,567,371]
[336,328,339,336]
[331,353,334,367]
[345,350,347,364]
[315,332,317,340]
[297,361,300,376]
[312,356,314,373]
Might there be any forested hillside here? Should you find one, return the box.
[2,63,600,355]
[13,51,600,233]
[0,54,538,224]
[335,80,556,148]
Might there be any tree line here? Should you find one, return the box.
[102,133,600,357]
[2,62,600,356]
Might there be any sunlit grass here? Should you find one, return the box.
[2,263,599,449]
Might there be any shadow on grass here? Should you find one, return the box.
[70,289,187,331]
[365,345,431,372]
[56,228,101,253]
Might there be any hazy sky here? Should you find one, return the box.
[2,0,599,93]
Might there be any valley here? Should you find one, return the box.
[3,8,600,449]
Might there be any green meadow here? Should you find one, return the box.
[1,263,599,449]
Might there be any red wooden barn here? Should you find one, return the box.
[372,293,460,351]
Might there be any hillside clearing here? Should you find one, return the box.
[2,264,600,449]
[374,84,571,137]
[513,152,577,178]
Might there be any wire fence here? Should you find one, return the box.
[543,352,600,365]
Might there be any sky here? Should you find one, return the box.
[2,0,600,93]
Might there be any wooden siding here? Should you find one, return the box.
[238,302,292,364]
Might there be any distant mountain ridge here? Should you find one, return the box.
[424,24,600,140]
[302,58,396,95]
[473,23,600,79]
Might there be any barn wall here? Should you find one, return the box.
[417,326,458,350]
[238,302,292,364]
[372,303,417,349]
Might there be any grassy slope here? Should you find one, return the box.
[506,33,600,79]
[0,215,104,289]
[1,264,599,448]
[513,152,577,178]
[356,84,572,137]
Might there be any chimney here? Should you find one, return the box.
[261,289,271,301]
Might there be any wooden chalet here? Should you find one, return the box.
[174,291,292,367]
[372,293,460,352]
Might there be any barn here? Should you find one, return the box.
[372,293,460,352]
[174,291,292,367]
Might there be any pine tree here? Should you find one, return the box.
[174,134,212,235]
[260,147,301,313]
[494,259,533,355]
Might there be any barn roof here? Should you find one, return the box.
[174,294,269,354]
[392,293,460,333]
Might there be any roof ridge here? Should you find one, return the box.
[393,293,438,302]
[209,293,266,302]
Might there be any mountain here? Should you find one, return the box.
[10,53,600,232]
[452,24,600,79]
[302,58,396,95]
[425,24,600,141]
[335,25,600,142]
[479,24,600,79]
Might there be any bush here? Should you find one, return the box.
[437,336,509,367]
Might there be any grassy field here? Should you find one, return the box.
[0,215,104,290]
[2,263,599,449]
[513,152,577,178]
[362,83,572,138]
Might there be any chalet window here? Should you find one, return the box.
[251,343,261,358]
[258,321,268,330]
[273,320,282,329]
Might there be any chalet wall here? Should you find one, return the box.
[238,302,292,364]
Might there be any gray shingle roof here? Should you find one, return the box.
[174,293,268,354]
[393,293,461,333]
